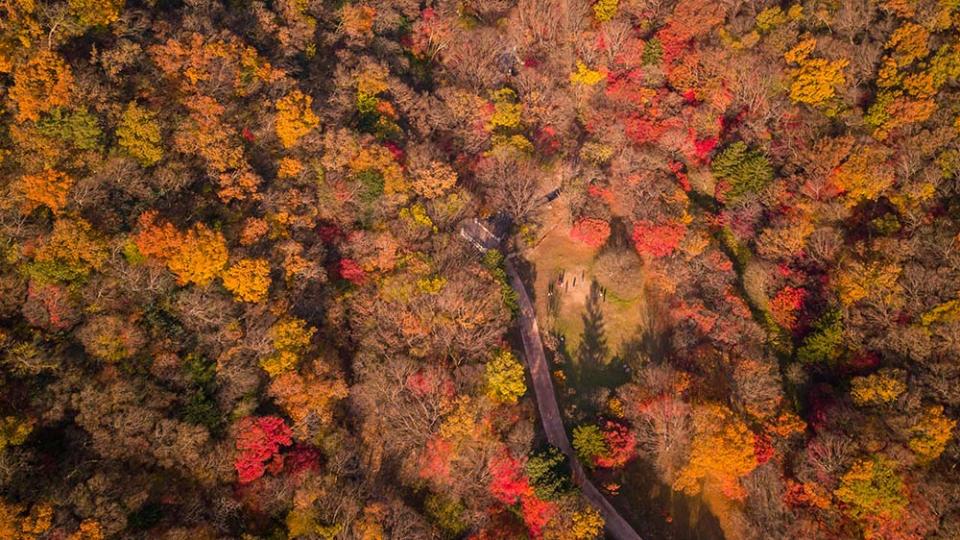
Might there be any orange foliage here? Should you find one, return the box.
[16,169,73,215]
[9,51,74,122]
[674,404,757,500]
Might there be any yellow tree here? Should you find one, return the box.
[9,51,74,122]
[850,368,907,406]
[485,349,526,404]
[116,103,163,166]
[166,223,228,286]
[275,90,319,148]
[674,403,757,500]
[221,258,271,302]
[909,405,956,462]
[29,218,108,283]
[261,318,315,376]
[784,36,848,107]
[68,0,124,27]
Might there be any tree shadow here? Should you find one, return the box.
[574,280,630,390]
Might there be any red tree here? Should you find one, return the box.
[632,220,686,257]
[235,416,293,484]
[570,218,612,248]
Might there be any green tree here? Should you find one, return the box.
[524,447,570,500]
[711,142,774,202]
[573,424,608,466]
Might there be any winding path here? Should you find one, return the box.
[504,258,643,540]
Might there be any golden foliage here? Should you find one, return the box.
[268,367,348,431]
[31,218,108,282]
[674,404,756,500]
[909,405,956,462]
[166,223,229,286]
[278,157,304,178]
[69,520,104,540]
[850,368,907,406]
[570,61,605,86]
[9,51,74,122]
[68,0,124,27]
[133,211,182,261]
[221,258,271,302]
[16,169,73,215]
[885,22,929,67]
[276,90,320,148]
[116,103,163,166]
[784,37,847,106]
[830,145,895,205]
[0,416,33,450]
[261,318,315,376]
[836,261,902,307]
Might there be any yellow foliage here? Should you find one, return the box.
[674,404,756,500]
[836,261,901,307]
[487,88,523,130]
[485,349,526,404]
[0,416,33,450]
[355,63,390,97]
[439,396,479,440]
[68,0,123,27]
[830,145,895,205]
[166,223,229,286]
[789,57,848,106]
[221,258,271,302]
[593,0,618,22]
[569,509,604,539]
[276,90,320,148]
[569,60,605,86]
[31,218,108,282]
[909,405,956,462]
[920,298,960,326]
[117,103,163,166]
[261,318,315,376]
[784,36,816,64]
[9,50,74,122]
[16,169,73,215]
[850,368,907,406]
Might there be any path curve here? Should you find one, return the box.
[504,258,643,540]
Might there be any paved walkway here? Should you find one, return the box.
[504,259,642,540]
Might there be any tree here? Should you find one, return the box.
[834,456,908,522]
[28,218,108,283]
[908,406,956,463]
[16,169,73,215]
[485,349,526,404]
[572,424,608,466]
[570,218,611,248]
[632,220,686,258]
[850,368,907,406]
[68,0,124,27]
[234,416,293,484]
[524,447,570,500]
[221,258,271,302]
[116,103,163,166]
[783,36,848,107]
[711,142,774,202]
[9,51,74,122]
[673,404,757,500]
[261,318,315,376]
[77,314,146,363]
[166,223,228,286]
[593,0,618,22]
[276,90,319,148]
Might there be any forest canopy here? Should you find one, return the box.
[1,0,960,539]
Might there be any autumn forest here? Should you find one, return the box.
[1,0,960,539]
